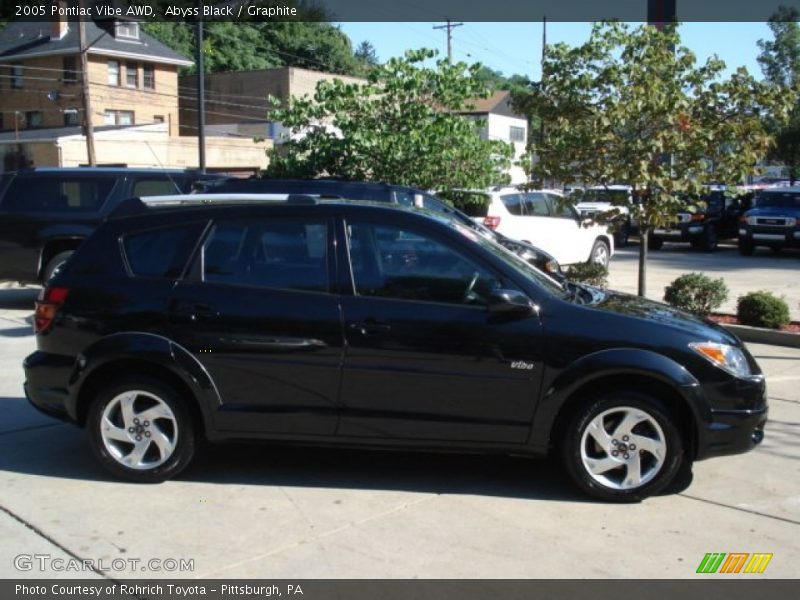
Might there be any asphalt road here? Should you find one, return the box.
[0,286,798,580]
[608,241,800,321]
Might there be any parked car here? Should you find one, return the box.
[650,187,751,252]
[0,167,222,284]
[454,187,614,267]
[24,194,767,501]
[575,185,638,247]
[738,187,800,255]
[204,178,563,279]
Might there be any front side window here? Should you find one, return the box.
[346,222,504,307]
[201,219,329,293]
[546,194,575,218]
[124,222,206,278]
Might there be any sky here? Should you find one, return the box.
[338,22,773,81]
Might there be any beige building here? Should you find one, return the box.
[179,66,366,138]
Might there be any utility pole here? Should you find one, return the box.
[432,19,463,61]
[537,16,547,187]
[77,0,96,166]
[196,0,206,172]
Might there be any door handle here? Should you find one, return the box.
[218,337,327,351]
[172,300,218,321]
[348,320,391,336]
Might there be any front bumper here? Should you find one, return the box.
[653,223,706,242]
[739,227,800,248]
[23,351,78,423]
[694,375,768,460]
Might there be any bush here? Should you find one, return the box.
[566,263,608,288]
[736,291,791,329]
[663,273,728,316]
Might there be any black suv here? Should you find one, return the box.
[24,194,767,502]
[738,187,800,255]
[204,178,563,278]
[0,167,220,283]
[649,188,750,252]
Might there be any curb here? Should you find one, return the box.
[721,323,800,349]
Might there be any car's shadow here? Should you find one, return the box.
[0,287,38,310]
[0,401,693,503]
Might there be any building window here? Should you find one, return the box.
[143,64,155,90]
[509,126,526,143]
[63,109,79,127]
[25,111,43,128]
[62,56,77,83]
[115,21,140,40]
[125,62,138,88]
[11,65,23,89]
[153,115,165,123]
[104,110,135,126]
[107,60,120,86]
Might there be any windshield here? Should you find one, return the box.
[580,189,629,204]
[444,219,564,296]
[756,191,800,209]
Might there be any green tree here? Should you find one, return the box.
[265,49,513,191]
[758,6,800,183]
[354,40,379,66]
[520,22,789,296]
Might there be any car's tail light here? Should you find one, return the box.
[34,286,69,334]
[483,216,501,229]
[691,213,705,222]
[739,215,747,223]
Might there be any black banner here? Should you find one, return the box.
[3,0,800,23]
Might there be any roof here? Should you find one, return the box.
[0,123,163,142]
[459,91,522,119]
[11,166,206,175]
[0,19,193,66]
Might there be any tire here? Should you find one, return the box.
[561,392,685,502]
[87,377,196,483]
[614,222,630,248]
[588,239,610,268]
[43,251,73,283]
[738,238,754,256]
[701,227,718,252]
[769,246,782,254]
[647,236,663,250]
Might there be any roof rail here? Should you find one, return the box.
[138,193,319,207]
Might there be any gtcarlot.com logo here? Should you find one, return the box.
[696,552,773,574]
[14,554,194,573]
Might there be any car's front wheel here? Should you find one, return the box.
[589,239,610,268]
[87,377,196,483]
[562,392,684,502]
[738,238,754,256]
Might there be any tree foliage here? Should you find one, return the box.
[515,22,791,295]
[265,49,514,191]
[758,7,800,183]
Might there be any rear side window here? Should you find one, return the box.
[1,175,116,212]
[501,193,548,216]
[201,219,329,293]
[123,222,206,278]
[131,177,189,197]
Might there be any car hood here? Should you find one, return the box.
[588,289,739,345]
[746,207,800,218]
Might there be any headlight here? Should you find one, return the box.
[787,217,797,227]
[689,342,751,378]
[746,216,758,225]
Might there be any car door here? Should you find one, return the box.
[544,193,592,264]
[167,215,343,436]
[336,217,545,444]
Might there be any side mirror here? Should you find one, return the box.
[488,289,536,318]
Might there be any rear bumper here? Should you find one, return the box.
[23,351,78,423]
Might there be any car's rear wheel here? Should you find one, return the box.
[738,238,754,256]
[614,222,630,247]
[647,236,663,250]
[87,377,196,483]
[701,227,718,252]
[589,239,610,268]
[43,251,73,283]
[562,392,684,502]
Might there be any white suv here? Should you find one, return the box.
[459,188,614,267]
[574,185,637,247]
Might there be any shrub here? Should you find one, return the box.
[736,291,791,329]
[566,263,608,288]
[663,273,728,316]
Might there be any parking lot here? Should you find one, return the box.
[608,241,800,321]
[0,276,798,580]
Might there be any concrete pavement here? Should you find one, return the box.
[0,287,797,580]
